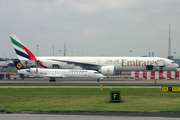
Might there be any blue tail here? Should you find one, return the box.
[11,59,29,70]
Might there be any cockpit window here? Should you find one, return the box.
[94,72,100,74]
[171,62,176,64]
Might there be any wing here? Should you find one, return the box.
[50,59,100,69]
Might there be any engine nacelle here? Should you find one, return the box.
[100,66,116,75]
[29,68,38,73]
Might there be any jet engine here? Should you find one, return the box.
[100,66,116,75]
[29,68,38,73]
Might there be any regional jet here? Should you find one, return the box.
[10,35,179,76]
[12,59,105,82]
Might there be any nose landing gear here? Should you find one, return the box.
[49,78,56,82]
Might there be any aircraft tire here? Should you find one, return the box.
[97,78,100,82]
[50,79,56,82]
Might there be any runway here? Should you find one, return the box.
[0,77,180,85]
[0,113,180,120]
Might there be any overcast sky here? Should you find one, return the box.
[1,0,180,59]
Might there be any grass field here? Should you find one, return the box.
[0,88,180,113]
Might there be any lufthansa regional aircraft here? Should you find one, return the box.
[12,59,105,82]
[10,35,179,76]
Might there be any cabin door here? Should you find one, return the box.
[88,73,91,77]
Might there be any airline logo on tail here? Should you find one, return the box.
[10,35,48,68]
[12,59,28,70]
[16,63,22,69]
[10,35,36,61]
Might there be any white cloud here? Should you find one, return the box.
[52,0,138,14]
[1,0,179,17]
[40,3,55,15]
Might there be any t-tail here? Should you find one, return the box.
[10,35,48,68]
[11,59,29,70]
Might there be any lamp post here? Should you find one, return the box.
[174,52,176,59]
[59,50,61,56]
[53,45,54,56]
[130,50,132,56]
[37,45,39,56]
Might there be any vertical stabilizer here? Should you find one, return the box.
[10,35,37,62]
[11,59,28,70]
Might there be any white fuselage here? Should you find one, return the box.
[10,35,179,74]
[34,56,178,71]
[18,68,105,79]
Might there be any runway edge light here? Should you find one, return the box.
[100,85,103,91]
[110,91,121,102]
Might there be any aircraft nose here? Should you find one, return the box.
[101,74,105,79]
[176,63,179,68]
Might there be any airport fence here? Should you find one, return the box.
[131,71,179,80]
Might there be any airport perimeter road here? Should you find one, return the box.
[0,78,180,85]
[0,114,180,120]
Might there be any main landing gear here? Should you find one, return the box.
[49,78,56,82]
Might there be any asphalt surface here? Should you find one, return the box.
[0,113,180,120]
[0,77,180,85]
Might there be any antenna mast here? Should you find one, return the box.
[168,23,171,57]
[64,43,66,56]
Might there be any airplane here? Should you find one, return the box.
[12,59,105,82]
[10,35,179,76]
